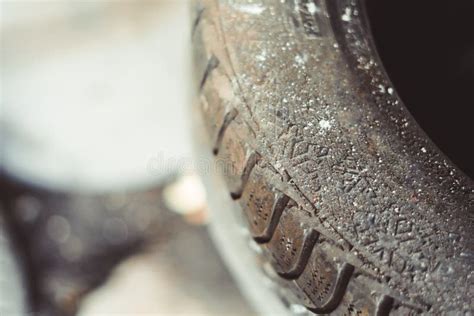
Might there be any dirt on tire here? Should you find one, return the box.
[192,0,474,314]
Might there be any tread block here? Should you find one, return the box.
[266,209,319,279]
[306,263,355,314]
[213,108,238,155]
[200,93,228,146]
[294,244,355,314]
[197,55,233,149]
[290,271,382,316]
[215,121,257,198]
[239,166,291,243]
[230,151,260,200]
[198,55,238,154]
[327,274,380,316]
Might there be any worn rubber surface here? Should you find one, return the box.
[191,0,474,314]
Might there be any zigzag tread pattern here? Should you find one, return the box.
[192,1,427,314]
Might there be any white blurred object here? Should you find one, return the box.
[163,173,207,215]
[1,1,192,191]
[163,172,209,225]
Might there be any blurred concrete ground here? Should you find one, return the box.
[1,176,256,315]
[1,1,257,315]
[79,208,256,316]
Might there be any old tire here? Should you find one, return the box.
[191,0,474,314]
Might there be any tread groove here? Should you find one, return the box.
[375,295,394,316]
[230,151,261,200]
[200,54,220,91]
[213,108,238,155]
[191,7,205,39]
[277,230,320,279]
[253,193,291,244]
[306,262,355,314]
[192,1,470,314]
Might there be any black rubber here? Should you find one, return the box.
[192,0,474,314]
[365,0,474,179]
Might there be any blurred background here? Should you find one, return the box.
[0,1,256,315]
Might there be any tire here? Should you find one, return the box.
[191,0,474,315]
